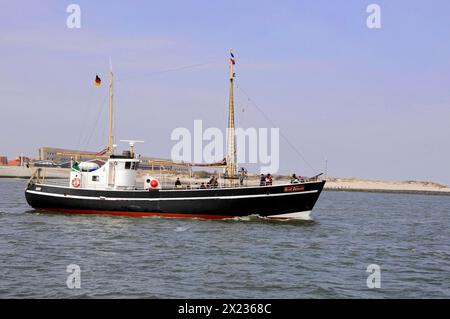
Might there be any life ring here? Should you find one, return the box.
[71,177,81,188]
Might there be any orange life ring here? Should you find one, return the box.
[71,177,81,188]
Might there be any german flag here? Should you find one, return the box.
[94,75,101,87]
[230,49,235,65]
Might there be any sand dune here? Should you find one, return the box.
[323,177,450,195]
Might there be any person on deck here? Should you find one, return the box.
[266,174,273,186]
[260,174,266,186]
[208,176,216,188]
[200,182,206,189]
[175,178,182,188]
[291,174,299,184]
[239,168,247,186]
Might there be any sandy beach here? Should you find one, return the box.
[323,177,450,195]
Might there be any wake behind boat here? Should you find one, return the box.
[25,51,325,220]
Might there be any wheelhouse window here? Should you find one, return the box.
[125,162,131,169]
[92,176,100,182]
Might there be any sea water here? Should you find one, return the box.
[0,179,448,298]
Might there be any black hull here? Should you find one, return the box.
[25,181,325,219]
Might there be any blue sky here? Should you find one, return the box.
[1,0,450,183]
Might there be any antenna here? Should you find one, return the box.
[120,140,144,158]
[120,140,144,146]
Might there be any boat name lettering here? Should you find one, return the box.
[284,185,304,192]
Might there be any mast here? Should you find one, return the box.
[226,49,237,180]
[108,69,114,154]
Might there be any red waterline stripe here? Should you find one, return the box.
[36,208,232,220]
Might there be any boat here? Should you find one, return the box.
[25,51,325,220]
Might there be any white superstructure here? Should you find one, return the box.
[69,141,159,190]
[70,157,140,190]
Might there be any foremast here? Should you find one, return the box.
[108,69,114,155]
[226,49,237,181]
[56,66,115,162]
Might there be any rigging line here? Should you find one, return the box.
[234,91,246,129]
[116,62,213,82]
[76,88,99,149]
[84,95,107,150]
[100,102,107,150]
[235,80,318,175]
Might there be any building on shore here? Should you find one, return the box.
[0,156,7,166]
[38,147,106,163]
[4,155,32,166]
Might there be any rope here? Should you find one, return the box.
[84,95,107,149]
[235,79,318,175]
[75,88,98,149]
[116,62,213,82]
